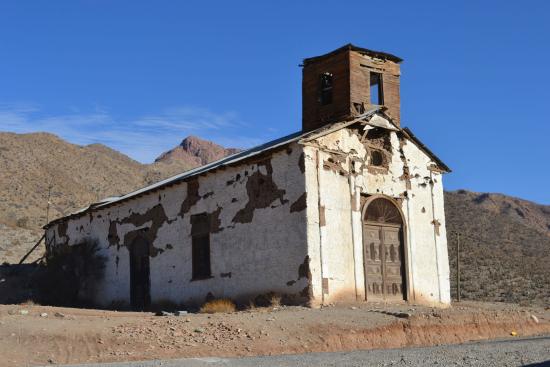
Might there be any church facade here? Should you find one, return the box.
[44,45,451,309]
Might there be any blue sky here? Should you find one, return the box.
[0,1,549,204]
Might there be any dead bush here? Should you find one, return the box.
[20,299,37,306]
[270,293,282,307]
[246,300,257,311]
[254,291,282,307]
[199,298,236,314]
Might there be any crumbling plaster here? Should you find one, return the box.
[46,143,310,308]
[303,115,450,307]
[45,114,450,309]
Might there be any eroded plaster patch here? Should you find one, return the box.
[108,203,172,257]
[232,159,288,224]
[431,219,441,236]
[290,193,307,213]
[57,221,69,244]
[323,153,348,176]
[319,205,326,227]
[298,152,305,173]
[179,180,201,217]
[298,256,312,280]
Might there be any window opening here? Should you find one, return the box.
[370,150,384,167]
[320,72,333,105]
[370,72,383,105]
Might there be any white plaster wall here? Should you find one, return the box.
[303,146,324,304]
[302,145,357,303]
[303,117,450,307]
[46,143,310,308]
[44,117,450,309]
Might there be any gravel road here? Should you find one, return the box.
[58,335,550,367]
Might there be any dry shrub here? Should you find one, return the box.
[269,293,282,307]
[246,300,257,311]
[254,291,283,307]
[199,298,236,314]
[20,299,37,306]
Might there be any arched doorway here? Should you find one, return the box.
[129,236,151,310]
[362,196,407,302]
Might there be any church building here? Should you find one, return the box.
[44,44,451,310]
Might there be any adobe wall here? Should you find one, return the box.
[45,143,310,308]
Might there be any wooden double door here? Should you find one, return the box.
[363,224,406,302]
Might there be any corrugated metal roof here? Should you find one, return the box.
[44,108,449,228]
[44,130,308,228]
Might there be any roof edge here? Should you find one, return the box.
[401,127,451,173]
[303,43,403,65]
[44,109,452,229]
[43,131,305,229]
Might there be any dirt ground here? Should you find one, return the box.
[0,301,548,367]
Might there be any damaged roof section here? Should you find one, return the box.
[45,107,449,228]
[302,43,403,65]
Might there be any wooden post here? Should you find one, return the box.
[456,232,461,302]
[18,234,45,264]
[45,184,52,225]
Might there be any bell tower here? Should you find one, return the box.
[302,44,402,131]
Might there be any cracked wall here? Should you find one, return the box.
[303,114,450,307]
[45,142,310,308]
[44,113,449,309]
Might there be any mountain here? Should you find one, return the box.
[445,190,550,306]
[155,135,240,166]
[0,131,548,306]
[0,132,239,264]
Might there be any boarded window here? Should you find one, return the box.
[370,72,384,105]
[191,213,211,280]
[319,72,333,105]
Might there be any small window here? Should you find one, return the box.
[191,213,211,280]
[370,150,384,166]
[319,72,333,105]
[370,72,384,105]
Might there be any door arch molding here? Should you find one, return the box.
[361,195,406,225]
[361,194,411,302]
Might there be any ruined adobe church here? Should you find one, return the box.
[44,44,451,310]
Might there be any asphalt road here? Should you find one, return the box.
[59,336,550,367]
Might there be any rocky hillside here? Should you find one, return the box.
[155,135,240,166]
[0,132,238,263]
[445,190,550,306]
[1,132,548,306]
